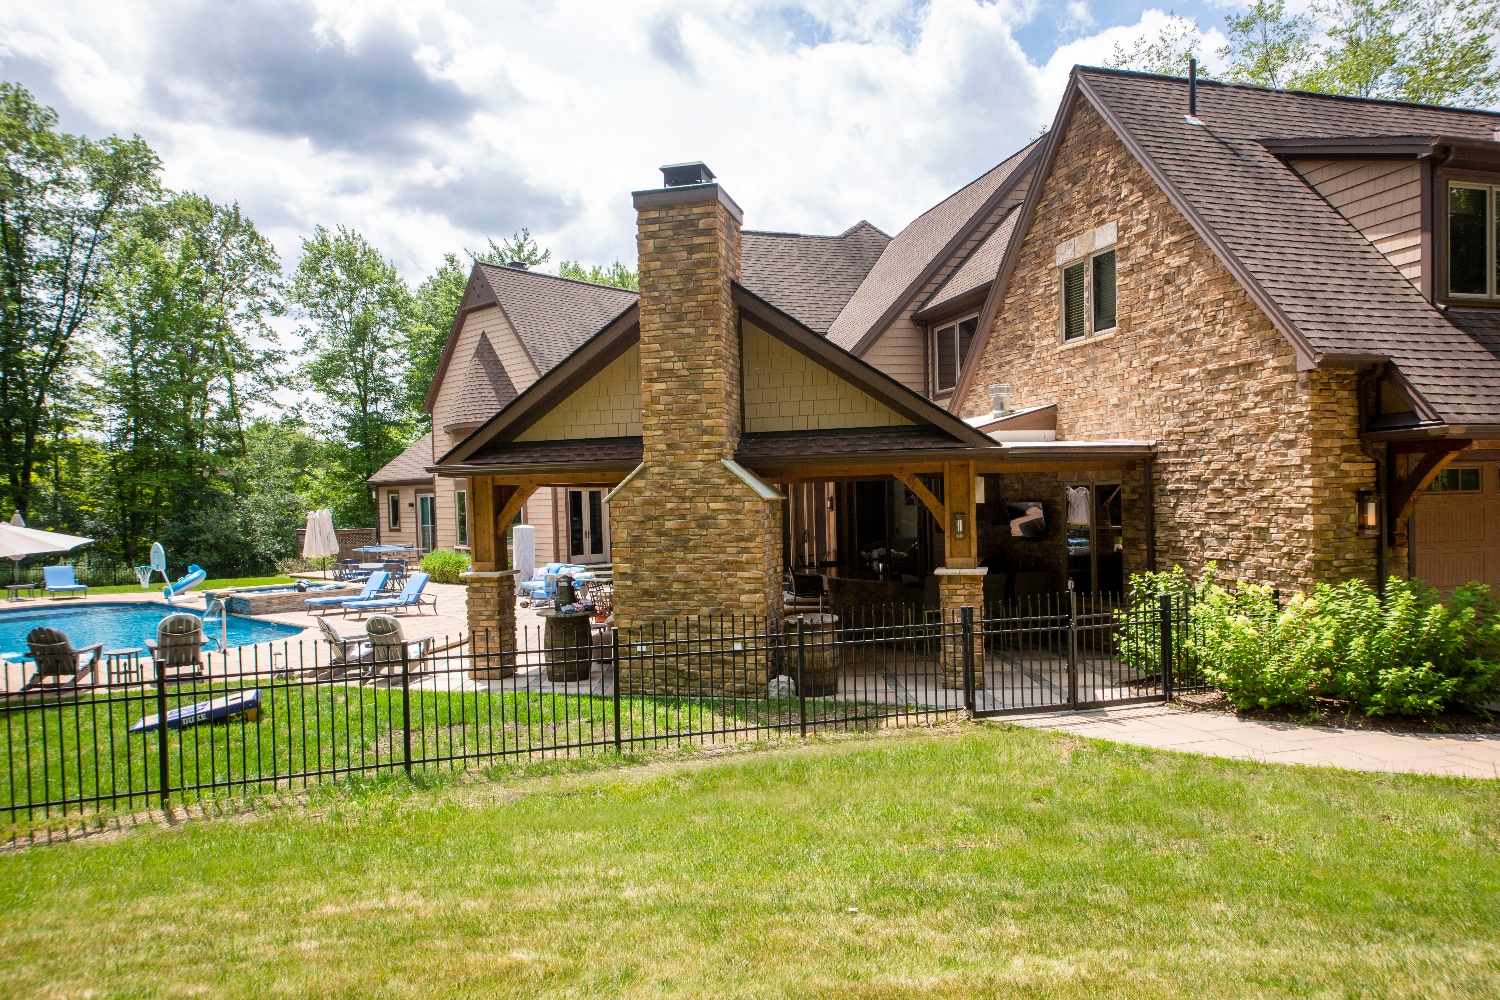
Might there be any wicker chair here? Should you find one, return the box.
[144,612,206,682]
[21,627,103,693]
[362,614,434,683]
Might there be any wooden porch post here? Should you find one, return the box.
[463,476,535,680]
[934,461,984,689]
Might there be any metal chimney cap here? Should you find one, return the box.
[660,162,716,187]
[506,260,528,269]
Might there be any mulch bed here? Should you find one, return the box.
[1173,689,1500,735]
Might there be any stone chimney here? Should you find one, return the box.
[608,163,783,657]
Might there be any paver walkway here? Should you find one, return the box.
[1006,703,1500,778]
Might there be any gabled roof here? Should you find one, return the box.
[445,332,518,430]
[369,432,434,486]
[959,66,1500,426]
[740,221,890,334]
[916,206,1020,321]
[827,140,1043,354]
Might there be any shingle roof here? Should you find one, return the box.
[919,206,1020,318]
[740,222,890,334]
[445,332,518,430]
[1073,67,1500,425]
[476,263,639,373]
[736,425,977,459]
[369,432,434,485]
[827,142,1040,352]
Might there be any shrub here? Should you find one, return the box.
[420,549,471,584]
[1187,583,1330,711]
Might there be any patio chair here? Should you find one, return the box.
[382,560,408,589]
[783,572,826,614]
[333,559,362,582]
[361,614,435,683]
[41,565,88,600]
[144,612,206,682]
[342,572,436,618]
[316,617,372,677]
[519,563,565,606]
[18,627,103,694]
[304,571,388,615]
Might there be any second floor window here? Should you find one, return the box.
[931,315,979,394]
[1062,248,1117,342]
[1450,184,1496,298]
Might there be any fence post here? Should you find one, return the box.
[797,615,807,739]
[960,605,976,715]
[155,660,170,812]
[1158,592,1174,703]
[611,627,622,754]
[1067,581,1078,710]
[400,644,413,779]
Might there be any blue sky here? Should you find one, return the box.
[0,1,1244,281]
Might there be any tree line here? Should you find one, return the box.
[0,82,634,577]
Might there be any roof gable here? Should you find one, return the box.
[444,332,519,432]
[369,432,434,486]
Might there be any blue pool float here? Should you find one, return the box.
[129,689,261,734]
[162,564,206,601]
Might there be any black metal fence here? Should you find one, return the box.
[0,594,1200,823]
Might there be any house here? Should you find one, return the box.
[953,67,1500,593]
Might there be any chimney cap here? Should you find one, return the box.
[506,260,528,269]
[660,162,716,187]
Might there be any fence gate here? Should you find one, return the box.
[969,590,1173,717]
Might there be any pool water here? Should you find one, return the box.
[0,602,306,658]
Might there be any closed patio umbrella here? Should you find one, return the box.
[302,509,340,578]
[0,513,94,583]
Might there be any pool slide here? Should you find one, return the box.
[163,564,207,602]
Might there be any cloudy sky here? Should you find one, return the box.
[2,0,1240,283]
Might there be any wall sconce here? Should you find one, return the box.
[1356,490,1381,538]
[952,511,967,539]
[826,494,835,512]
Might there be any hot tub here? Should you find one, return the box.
[205,581,354,615]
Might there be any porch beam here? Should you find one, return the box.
[1388,440,1470,546]
[470,479,538,572]
[894,472,946,526]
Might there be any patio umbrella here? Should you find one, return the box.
[0,512,94,583]
[302,509,340,578]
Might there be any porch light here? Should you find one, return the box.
[1356,491,1381,537]
[952,511,967,539]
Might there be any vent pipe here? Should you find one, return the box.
[988,384,1012,417]
[1188,58,1197,117]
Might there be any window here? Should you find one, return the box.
[455,489,468,547]
[930,315,979,394]
[1448,184,1496,298]
[387,492,400,529]
[1428,467,1482,492]
[1061,248,1116,342]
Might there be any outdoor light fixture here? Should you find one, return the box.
[1356,491,1381,537]
[952,511,967,539]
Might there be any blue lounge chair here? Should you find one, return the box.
[42,565,88,600]
[305,572,388,615]
[342,572,436,618]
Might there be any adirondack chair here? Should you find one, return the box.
[20,627,103,694]
[145,612,206,682]
[316,617,372,678]
[361,614,434,683]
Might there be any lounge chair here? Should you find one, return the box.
[41,565,88,600]
[341,572,436,618]
[361,614,434,683]
[304,571,388,615]
[18,627,102,694]
[145,612,206,682]
[316,617,372,677]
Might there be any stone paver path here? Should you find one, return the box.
[1005,703,1500,778]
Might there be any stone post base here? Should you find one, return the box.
[935,567,987,690]
[463,569,518,680]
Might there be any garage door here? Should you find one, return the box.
[1409,463,1500,589]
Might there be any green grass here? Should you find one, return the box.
[1,725,1496,998]
[74,575,294,597]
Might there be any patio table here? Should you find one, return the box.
[5,583,37,602]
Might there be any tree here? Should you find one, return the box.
[477,228,550,268]
[1107,15,1209,76]
[405,252,469,414]
[558,258,639,290]
[0,82,159,521]
[1221,0,1315,88]
[292,225,416,527]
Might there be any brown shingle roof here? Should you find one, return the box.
[740,222,890,334]
[918,206,1020,318]
[444,332,518,430]
[476,263,639,373]
[827,142,1040,352]
[1073,67,1500,425]
[457,436,644,469]
[369,432,434,485]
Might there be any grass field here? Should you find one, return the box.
[1,724,1496,998]
[33,575,296,597]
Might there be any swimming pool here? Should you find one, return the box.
[0,602,307,658]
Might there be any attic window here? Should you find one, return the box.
[931,315,979,394]
[1062,248,1116,342]
[1449,184,1495,298]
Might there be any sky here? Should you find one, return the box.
[1,0,1245,284]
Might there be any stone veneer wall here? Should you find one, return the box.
[961,98,1376,590]
[610,191,783,655]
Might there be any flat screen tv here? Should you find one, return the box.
[1007,501,1046,539]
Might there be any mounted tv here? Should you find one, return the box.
[1007,501,1046,539]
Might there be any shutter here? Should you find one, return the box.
[1092,250,1116,330]
[936,323,957,391]
[1062,262,1087,340]
[957,316,979,367]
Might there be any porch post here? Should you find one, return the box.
[463,476,521,679]
[935,462,985,689]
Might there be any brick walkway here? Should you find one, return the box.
[1005,703,1500,778]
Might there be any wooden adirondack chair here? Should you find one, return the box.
[145,613,206,682]
[20,627,103,694]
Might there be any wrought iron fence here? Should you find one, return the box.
[0,594,1197,823]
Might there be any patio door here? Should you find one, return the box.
[567,489,609,564]
[417,493,436,552]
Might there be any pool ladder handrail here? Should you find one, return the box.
[202,597,228,653]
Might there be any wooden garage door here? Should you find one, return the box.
[1410,464,1500,589]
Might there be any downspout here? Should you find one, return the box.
[1143,454,1157,573]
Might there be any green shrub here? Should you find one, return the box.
[419,549,471,584]
[1188,583,1330,711]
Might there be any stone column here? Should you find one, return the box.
[464,569,518,679]
[934,566,986,689]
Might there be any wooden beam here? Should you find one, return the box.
[493,483,538,570]
[942,461,977,569]
[1389,442,1469,546]
[469,475,497,571]
[895,472,946,526]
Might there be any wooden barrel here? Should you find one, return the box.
[544,611,594,682]
[785,613,840,697]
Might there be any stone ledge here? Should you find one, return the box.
[933,567,989,577]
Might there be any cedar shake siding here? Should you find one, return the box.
[962,97,1377,588]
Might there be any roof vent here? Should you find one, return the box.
[989,384,1011,417]
[660,162,716,187]
[506,260,528,269]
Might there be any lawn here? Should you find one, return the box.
[1,726,1496,998]
[78,574,294,597]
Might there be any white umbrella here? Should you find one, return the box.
[0,512,94,583]
[302,509,340,578]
